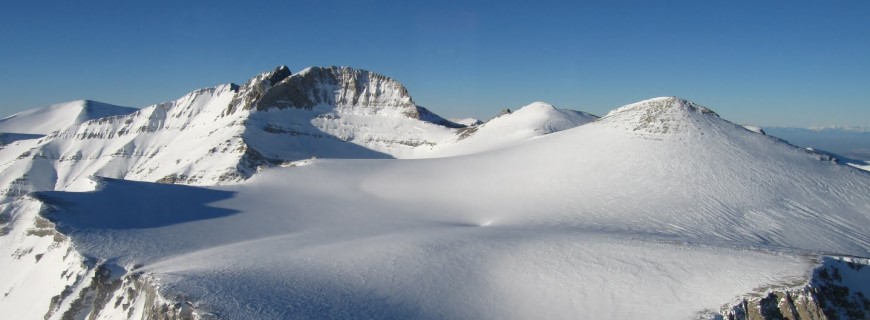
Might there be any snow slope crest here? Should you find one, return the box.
[510,101,598,134]
[599,96,720,135]
[0,100,137,135]
[429,102,597,157]
[497,101,597,134]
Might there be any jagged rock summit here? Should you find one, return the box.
[227,65,456,125]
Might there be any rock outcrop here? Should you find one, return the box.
[722,257,870,320]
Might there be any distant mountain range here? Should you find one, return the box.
[764,126,870,160]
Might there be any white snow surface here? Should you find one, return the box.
[0,100,136,135]
[428,101,597,157]
[32,97,870,319]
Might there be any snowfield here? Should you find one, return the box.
[1,66,869,319]
[31,97,870,319]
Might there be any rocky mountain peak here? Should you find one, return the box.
[248,66,419,117]
[607,97,718,117]
[598,96,721,135]
[267,65,292,84]
[225,66,294,114]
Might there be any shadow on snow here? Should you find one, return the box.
[34,177,239,231]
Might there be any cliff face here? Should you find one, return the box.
[721,257,870,320]
[250,66,418,116]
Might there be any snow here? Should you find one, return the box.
[0,133,44,145]
[0,198,87,320]
[29,97,870,319]
[35,174,815,319]
[0,100,136,135]
[427,101,597,157]
[1,65,869,319]
[0,84,260,196]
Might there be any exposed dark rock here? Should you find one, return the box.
[721,257,870,320]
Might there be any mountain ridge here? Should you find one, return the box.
[1,66,868,320]
[19,92,870,319]
[0,66,596,198]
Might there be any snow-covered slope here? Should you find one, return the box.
[0,100,137,135]
[429,101,597,157]
[8,96,868,319]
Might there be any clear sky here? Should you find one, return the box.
[1,0,868,127]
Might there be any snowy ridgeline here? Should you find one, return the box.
[0,67,869,319]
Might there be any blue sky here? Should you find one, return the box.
[1,0,868,126]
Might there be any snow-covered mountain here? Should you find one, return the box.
[1,67,869,319]
[0,66,591,201]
